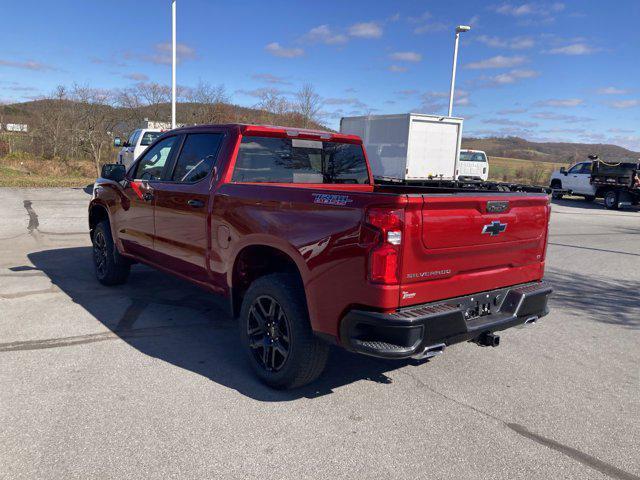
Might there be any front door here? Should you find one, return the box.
[564,162,594,195]
[153,132,226,287]
[115,135,179,259]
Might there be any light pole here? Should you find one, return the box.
[171,0,177,129]
[448,25,471,117]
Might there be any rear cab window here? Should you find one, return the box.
[460,151,487,162]
[232,136,370,184]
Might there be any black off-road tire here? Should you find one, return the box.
[603,190,620,210]
[239,273,329,389]
[92,220,130,286]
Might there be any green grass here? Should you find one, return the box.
[488,156,568,185]
[0,157,95,188]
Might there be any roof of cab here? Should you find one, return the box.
[165,123,362,143]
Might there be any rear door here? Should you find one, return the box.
[153,132,225,284]
[399,194,550,307]
[407,117,460,179]
[115,135,179,259]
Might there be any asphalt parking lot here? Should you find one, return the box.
[1,187,638,480]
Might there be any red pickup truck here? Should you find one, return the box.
[90,124,552,389]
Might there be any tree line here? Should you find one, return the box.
[0,81,323,175]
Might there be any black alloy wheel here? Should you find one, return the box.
[93,230,108,279]
[247,295,291,372]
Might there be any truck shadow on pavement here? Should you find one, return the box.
[28,247,413,401]
[545,269,640,329]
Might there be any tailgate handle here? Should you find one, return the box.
[486,200,509,213]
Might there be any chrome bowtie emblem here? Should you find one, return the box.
[482,221,507,236]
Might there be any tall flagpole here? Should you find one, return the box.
[171,0,177,129]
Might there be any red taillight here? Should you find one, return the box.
[366,208,404,284]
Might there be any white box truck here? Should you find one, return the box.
[340,113,463,181]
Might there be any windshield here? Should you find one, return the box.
[140,131,162,146]
[232,136,370,184]
[459,151,487,162]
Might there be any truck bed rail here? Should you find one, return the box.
[374,177,551,194]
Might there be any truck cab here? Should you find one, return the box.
[115,128,163,169]
[550,161,597,200]
[457,149,489,181]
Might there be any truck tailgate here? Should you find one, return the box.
[399,194,550,307]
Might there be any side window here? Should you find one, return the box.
[233,137,293,183]
[232,136,369,184]
[581,163,592,174]
[568,163,584,174]
[171,133,224,182]
[133,136,177,180]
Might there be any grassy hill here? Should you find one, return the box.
[462,136,639,164]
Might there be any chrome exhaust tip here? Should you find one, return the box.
[412,343,446,360]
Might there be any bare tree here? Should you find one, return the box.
[295,83,322,127]
[186,80,229,124]
[256,89,291,124]
[135,82,171,121]
[71,85,119,175]
[33,85,72,158]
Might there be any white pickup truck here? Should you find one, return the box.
[458,149,489,181]
[114,128,163,169]
[549,161,597,201]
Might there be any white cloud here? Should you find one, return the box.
[482,69,540,86]
[389,51,422,62]
[609,99,640,109]
[396,89,419,96]
[465,55,526,69]
[388,65,408,73]
[348,22,383,39]
[546,43,600,55]
[491,2,565,17]
[124,72,149,82]
[149,42,196,65]
[476,35,535,50]
[251,73,291,85]
[597,86,628,95]
[533,111,593,122]
[608,128,635,134]
[407,11,448,35]
[486,118,539,128]
[265,42,304,58]
[497,108,527,115]
[301,25,348,45]
[419,90,471,111]
[536,98,584,107]
[413,22,448,34]
[0,59,56,71]
[236,87,287,98]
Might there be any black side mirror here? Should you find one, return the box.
[113,137,122,147]
[101,163,126,182]
[560,167,567,175]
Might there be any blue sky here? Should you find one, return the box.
[1,0,639,150]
